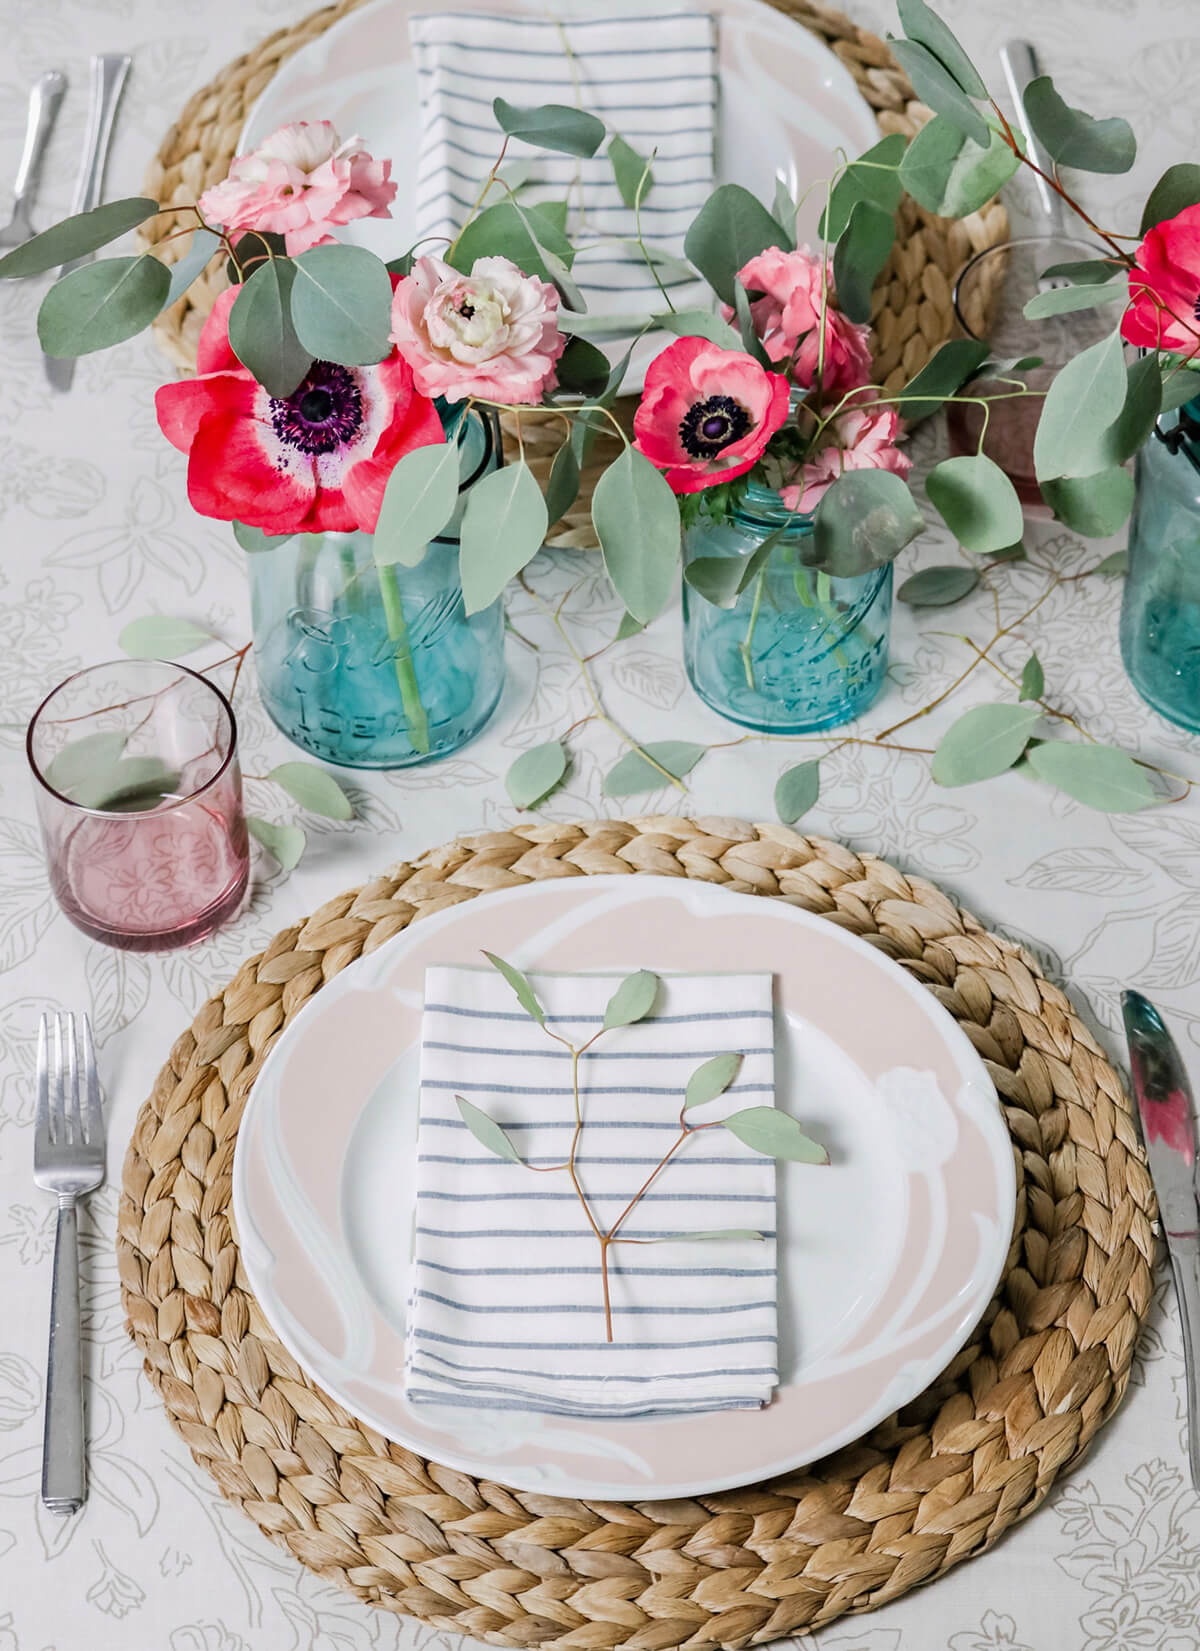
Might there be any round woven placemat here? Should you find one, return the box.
[118,819,1155,1647]
[136,0,1007,549]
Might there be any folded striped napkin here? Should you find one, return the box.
[405,964,778,1418]
[408,10,717,319]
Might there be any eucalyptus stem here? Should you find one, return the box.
[739,564,767,690]
[377,564,431,756]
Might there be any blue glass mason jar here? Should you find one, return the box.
[1121,397,1200,734]
[249,404,505,768]
[681,479,893,733]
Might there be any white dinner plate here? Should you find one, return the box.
[233,875,1016,1500]
[240,0,879,389]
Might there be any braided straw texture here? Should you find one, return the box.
[118,819,1155,1647]
[136,0,1007,549]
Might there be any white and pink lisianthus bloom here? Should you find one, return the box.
[633,336,790,494]
[389,254,566,404]
[197,121,397,255]
[728,245,874,396]
[781,399,911,513]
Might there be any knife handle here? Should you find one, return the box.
[999,40,1067,235]
[72,54,131,217]
[13,71,66,214]
[1169,1244,1200,1493]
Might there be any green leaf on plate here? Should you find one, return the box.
[832,198,894,324]
[373,441,461,569]
[118,614,213,659]
[1140,163,1200,233]
[897,564,980,607]
[0,196,159,279]
[1033,329,1127,481]
[505,740,568,809]
[454,1094,524,1164]
[1041,468,1135,537]
[603,740,704,797]
[898,115,1019,218]
[1023,277,1127,320]
[603,969,660,1030]
[609,134,653,208]
[683,183,789,305]
[1025,740,1156,812]
[592,447,681,623]
[897,0,987,96]
[232,521,295,553]
[774,759,820,825]
[818,133,906,242]
[38,255,170,356]
[247,816,306,871]
[651,306,742,350]
[1097,550,1130,576]
[884,37,991,146]
[289,242,393,365]
[1020,653,1045,702]
[267,761,353,820]
[43,731,128,800]
[685,1052,743,1110]
[925,453,1024,553]
[493,97,605,157]
[482,950,545,1025]
[448,199,576,286]
[227,256,313,397]
[545,439,582,524]
[1022,75,1136,174]
[931,702,1042,786]
[895,338,991,424]
[811,469,925,576]
[722,1106,829,1163]
[459,460,548,614]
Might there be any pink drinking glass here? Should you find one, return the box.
[27,661,250,952]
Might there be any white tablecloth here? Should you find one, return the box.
[1,3,1198,1649]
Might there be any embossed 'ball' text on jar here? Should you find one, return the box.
[681,479,893,733]
[248,404,505,768]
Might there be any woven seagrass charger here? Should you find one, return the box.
[136,0,1008,549]
[118,819,1156,1647]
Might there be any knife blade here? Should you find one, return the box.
[1122,988,1200,1491]
[44,52,131,392]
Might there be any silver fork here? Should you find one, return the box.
[0,71,67,254]
[34,1013,104,1516]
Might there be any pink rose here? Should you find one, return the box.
[389,254,565,404]
[1122,204,1197,354]
[729,244,874,395]
[781,399,911,513]
[633,336,790,495]
[197,121,396,256]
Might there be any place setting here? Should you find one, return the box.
[1,0,1197,1646]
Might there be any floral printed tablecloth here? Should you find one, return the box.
[2,1,1199,1648]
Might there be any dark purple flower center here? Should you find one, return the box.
[271,363,364,456]
[1193,292,1200,322]
[679,394,752,460]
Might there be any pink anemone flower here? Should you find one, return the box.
[633,336,790,494]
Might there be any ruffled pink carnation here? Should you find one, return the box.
[728,245,874,395]
[781,400,911,513]
[633,336,790,495]
[197,121,396,256]
[1122,204,1199,354]
[389,254,565,404]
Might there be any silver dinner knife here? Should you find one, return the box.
[44,52,131,392]
[1123,989,1200,1490]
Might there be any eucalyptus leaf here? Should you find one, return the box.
[884,37,991,146]
[373,441,461,568]
[722,1106,829,1163]
[897,0,987,96]
[557,335,610,397]
[1041,468,1135,537]
[228,229,287,283]
[268,761,353,820]
[818,134,907,242]
[609,134,653,208]
[290,243,393,364]
[386,252,414,277]
[247,816,306,871]
[663,1229,765,1242]
[71,756,182,812]
[925,454,1024,553]
[931,702,1042,786]
[772,176,798,248]
[1107,354,1164,463]
[895,338,991,423]
[811,469,925,576]
[615,611,647,641]
[560,308,649,338]
[232,521,295,553]
[1160,365,1200,415]
[163,227,222,309]
[118,615,214,659]
[685,1052,743,1110]
[1097,550,1129,576]
[683,184,788,305]
[1023,277,1127,320]
[1040,258,1124,285]
[0,197,159,279]
[38,255,170,356]
[1022,75,1136,174]
[1020,653,1045,702]
[592,447,681,623]
[684,527,786,609]
[603,740,704,797]
[832,198,894,324]
[1025,741,1156,812]
[774,760,820,825]
[545,440,582,524]
[448,200,576,285]
[603,969,660,1030]
[454,1095,524,1164]
[459,461,548,614]
[651,307,742,350]
[897,564,980,606]
[898,116,1019,217]
[505,740,568,809]
[44,732,128,799]
[732,278,772,367]
[493,98,605,158]
[987,543,1026,563]
[504,193,585,310]
[617,242,694,285]
[482,950,545,1024]
[1140,163,1200,233]
[227,257,312,397]
[1032,330,1127,480]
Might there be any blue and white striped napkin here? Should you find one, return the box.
[405,964,778,1418]
[408,11,717,320]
